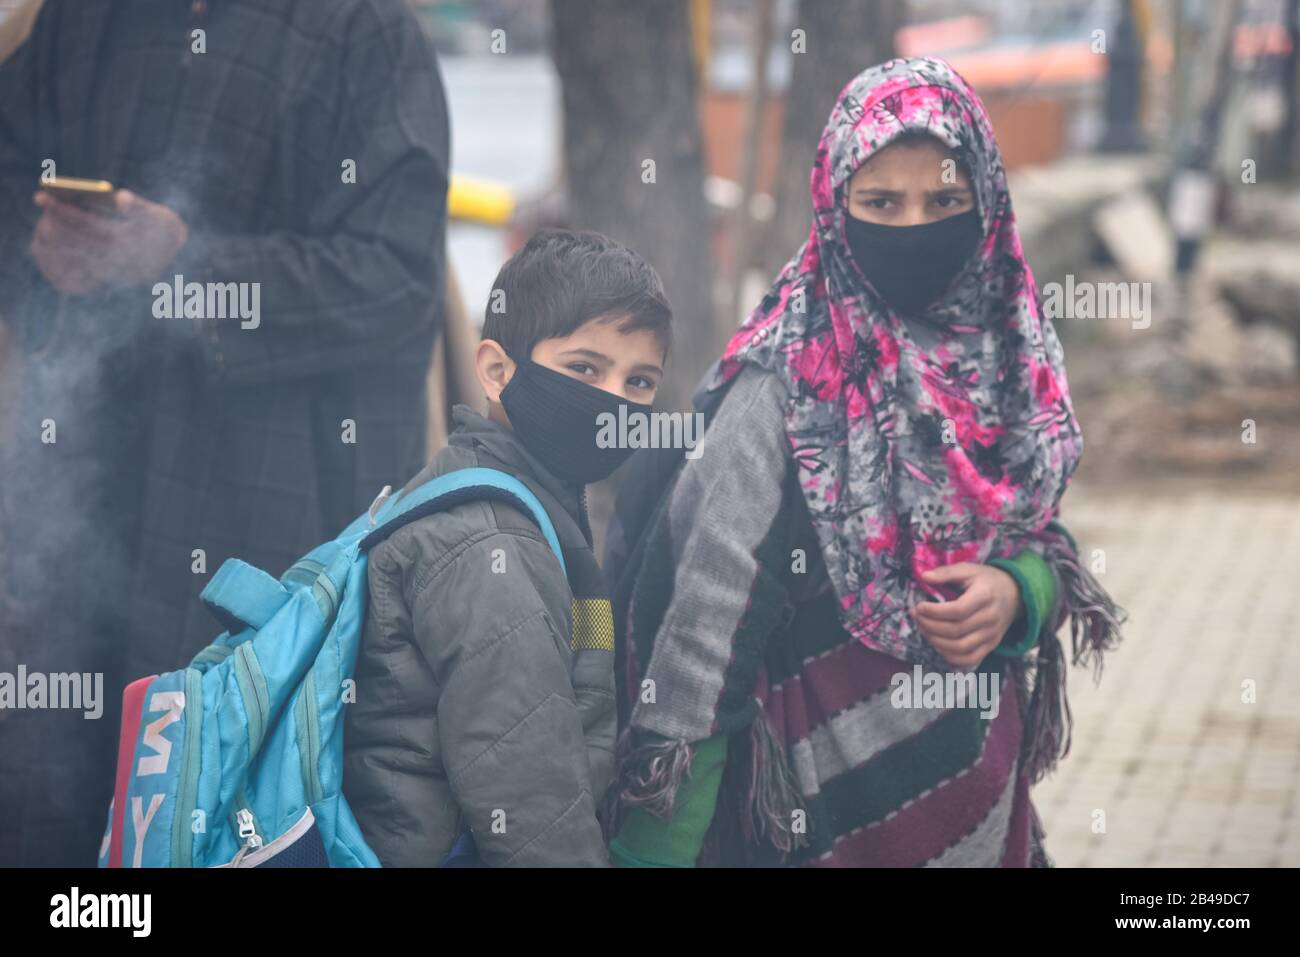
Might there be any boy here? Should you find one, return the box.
[342,229,671,867]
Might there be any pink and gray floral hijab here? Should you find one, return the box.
[705,56,1083,668]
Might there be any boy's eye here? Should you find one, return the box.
[568,362,597,377]
[628,376,656,392]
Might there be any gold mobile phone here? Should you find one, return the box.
[39,176,118,213]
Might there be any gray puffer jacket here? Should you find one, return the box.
[342,404,615,867]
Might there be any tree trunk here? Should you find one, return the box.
[549,0,716,415]
[549,0,716,556]
[758,0,904,276]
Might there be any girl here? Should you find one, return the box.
[601,57,1125,867]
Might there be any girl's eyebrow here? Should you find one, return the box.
[852,187,904,197]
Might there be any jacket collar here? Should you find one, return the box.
[447,404,590,542]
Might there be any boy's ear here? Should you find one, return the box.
[475,338,517,403]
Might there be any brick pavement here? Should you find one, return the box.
[1034,489,1300,866]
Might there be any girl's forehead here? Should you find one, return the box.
[840,130,979,196]
[856,137,958,174]
[846,113,969,166]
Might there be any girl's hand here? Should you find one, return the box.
[912,563,1021,670]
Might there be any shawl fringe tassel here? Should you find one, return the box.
[601,710,809,856]
[1021,533,1128,784]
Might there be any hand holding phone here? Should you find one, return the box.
[32,182,189,297]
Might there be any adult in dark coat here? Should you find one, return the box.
[0,0,449,865]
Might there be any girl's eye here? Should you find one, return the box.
[867,198,891,209]
[934,195,966,209]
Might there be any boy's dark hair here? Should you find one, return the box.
[482,228,673,361]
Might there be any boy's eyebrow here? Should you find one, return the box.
[557,348,611,365]
[630,361,664,377]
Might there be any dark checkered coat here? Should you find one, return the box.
[0,0,448,864]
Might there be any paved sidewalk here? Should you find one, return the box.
[1033,489,1300,866]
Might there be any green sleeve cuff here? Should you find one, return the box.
[609,733,728,868]
[988,550,1056,658]
[608,837,677,867]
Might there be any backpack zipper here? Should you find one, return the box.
[230,807,264,867]
[224,807,315,868]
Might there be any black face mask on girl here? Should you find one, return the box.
[844,209,983,317]
[499,358,653,485]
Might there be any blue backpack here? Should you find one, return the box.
[98,468,565,868]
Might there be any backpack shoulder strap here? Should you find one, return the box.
[359,467,566,575]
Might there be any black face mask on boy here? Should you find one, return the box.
[499,358,653,485]
[844,209,983,317]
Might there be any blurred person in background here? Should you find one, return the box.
[0,0,449,866]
